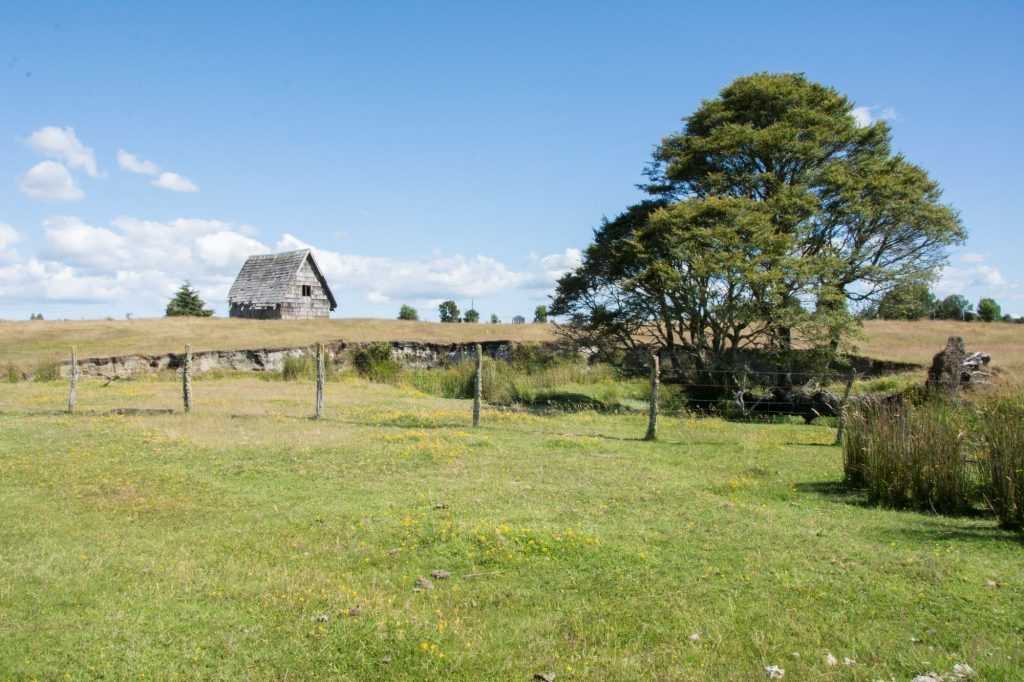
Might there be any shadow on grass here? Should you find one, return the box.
[794,480,872,507]
[874,519,1024,546]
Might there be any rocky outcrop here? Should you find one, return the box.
[59,340,550,379]
[926,336,991,393]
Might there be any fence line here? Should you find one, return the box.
[40,342,870,441]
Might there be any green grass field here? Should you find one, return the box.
[1,377,1022,680]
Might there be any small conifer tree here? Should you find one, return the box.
[166,282,213,317]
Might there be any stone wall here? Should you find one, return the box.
[58,340,552,379]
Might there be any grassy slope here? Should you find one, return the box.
[1,317,1021,372]
[0,317,556,368]
[1,378,1021,680]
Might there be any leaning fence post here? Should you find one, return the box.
[472,343,482,427]
[833,369,856,446]
[314,343,325,419]
[182,344,193,414]
[67,346,78,414]
[644,353,660,441]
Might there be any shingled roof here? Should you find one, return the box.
[228,249,337,310]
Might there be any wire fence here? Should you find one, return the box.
[47,345,860,444]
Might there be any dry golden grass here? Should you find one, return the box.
[0,317,556,368]
[1,316,1021,373]
[857,319,1024,372]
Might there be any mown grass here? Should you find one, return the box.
[1,377,1022,680]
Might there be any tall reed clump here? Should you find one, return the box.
[843,398,978,514]
[350,343,401,383]
[280,353,338,382]
[978,397,1024,530]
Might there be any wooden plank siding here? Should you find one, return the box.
[228,249,337,320]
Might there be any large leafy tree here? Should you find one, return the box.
[874,281,937,320]
[165,282,213,317]
[645,73,963,316]
[934,294,973,320]
[977,297,1002,322]
[554,73,964,376]
[438,300,460,323]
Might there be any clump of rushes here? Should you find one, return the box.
[978,397,1024,530]
[32,361,60,382]
[844,398,978,514]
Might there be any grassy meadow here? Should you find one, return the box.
[2,375,1022,680]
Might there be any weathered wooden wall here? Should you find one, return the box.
[280,259,332,320]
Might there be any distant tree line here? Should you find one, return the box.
[395,302,551,324]
[859,282,1019,323]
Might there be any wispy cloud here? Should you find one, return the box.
[851,105,898,128]
[117,149,160,175]
[18,161,85,201]
[117,149,199,192]
[152,171,199,193]
[26,126,99,177]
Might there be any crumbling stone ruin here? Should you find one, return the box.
[926,336,991,393]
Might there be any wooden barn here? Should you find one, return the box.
[228,249,337,319]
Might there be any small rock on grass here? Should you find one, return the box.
[414,576,434,590]
[764,665,785,679]
[347,606,362,617]
[533,673,556,682]
[687,632,700,642]
[952,663,976,679]
[825,653,837,667]
[431,569,451,580]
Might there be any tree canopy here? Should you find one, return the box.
[165,282,213,317]
[398,305,418,321]
[553,73,965,377]
[977,298,1002,322]
[438,300,460,323]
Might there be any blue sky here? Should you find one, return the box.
[2,1,1022,320]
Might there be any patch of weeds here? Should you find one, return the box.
[33,361,59,382]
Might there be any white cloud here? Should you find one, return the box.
[936,252,1011,298]
[0,223,20,251]
[851,106,898,128]
[19,161,85,201]
[152,171,199,193]
[117,149,160,175]
[26,126,99,177]
[195,231,269,268]
[0,223,21,264]
[2,216,579,315]
[274,233,577,302]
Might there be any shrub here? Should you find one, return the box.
[398,305,418,321]
[844,399,978,514]
[281,355,311,381]
[351,343,400,383]
[5,363,22,383]
[978,398,1024,530]
[33,362,60,382]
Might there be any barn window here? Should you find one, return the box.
[301,285,312,297]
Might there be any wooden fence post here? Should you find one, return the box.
[833,369,856,446]
[644,353,660,441]
[182,344,193,414]
[314,343,325,419]
[472,343,482,427]
[67,346,78,414]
